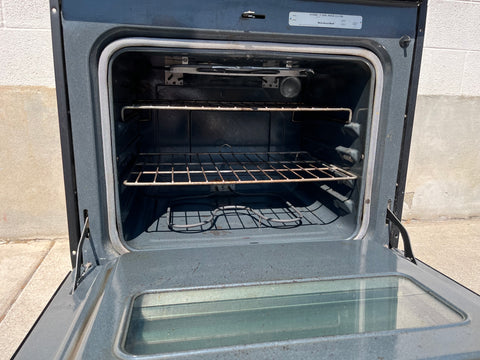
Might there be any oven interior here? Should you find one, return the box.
[109,49,374,248]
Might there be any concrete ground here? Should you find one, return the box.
[0,219,479,359]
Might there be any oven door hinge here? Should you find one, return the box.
[72,216,93,292]
[386,208,417,264]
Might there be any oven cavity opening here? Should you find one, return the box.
[109,47,374,249]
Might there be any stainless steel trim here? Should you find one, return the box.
[98,38,383,254]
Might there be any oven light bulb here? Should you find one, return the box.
[280,77,302,98]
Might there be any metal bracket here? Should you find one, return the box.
[164,71,184,86]
[262,77,279,88]
[72,216,90,292]
[386,208,416,264]
[241,10,265,19]
[167,65,313,77]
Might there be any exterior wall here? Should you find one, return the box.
[404,0,480,219]
[0,0,66,238]
[0,0,478,239]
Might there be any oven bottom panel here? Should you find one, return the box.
[123,183,358,249]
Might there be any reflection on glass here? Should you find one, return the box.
[123,276,464,355]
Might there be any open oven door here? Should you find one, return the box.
[14,0,480,358]
[13,227,480,359]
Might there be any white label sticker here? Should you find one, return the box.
[289,12,362,30]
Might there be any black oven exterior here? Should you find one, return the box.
[49,0,424,258]
[13,0,480,359]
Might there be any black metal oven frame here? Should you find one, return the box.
[49,0,429,263]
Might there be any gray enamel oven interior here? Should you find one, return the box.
[110,49,373,249]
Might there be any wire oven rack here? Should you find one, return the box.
[121,101,352,122]
[123,151,357,186]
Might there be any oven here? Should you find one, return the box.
[13,0,480,359]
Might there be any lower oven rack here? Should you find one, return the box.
[123,151,357,186]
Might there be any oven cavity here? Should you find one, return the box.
[109,49,373,248]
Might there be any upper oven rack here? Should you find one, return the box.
[123,151,357,186]
[120,102,352,122]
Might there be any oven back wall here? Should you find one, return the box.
[0,0,68,239]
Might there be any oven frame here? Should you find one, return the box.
[49,0,429,266]
[50,0,80,265]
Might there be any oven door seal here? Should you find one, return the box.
[98,38,384,254]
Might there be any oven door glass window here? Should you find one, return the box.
[122,275,464,356]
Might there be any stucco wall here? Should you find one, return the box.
[404,0,480,219]
[0,0,54,87]
[0,0,65,239]
[0,0,479,239]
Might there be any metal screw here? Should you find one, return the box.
[51,7,57,14]
[399,35,411,49]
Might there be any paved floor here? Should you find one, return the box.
[0,238,71,359]
[404,218,480,293]
[1,219,479,359]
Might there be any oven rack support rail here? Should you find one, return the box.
[120,102,352,122]
[123,151,357,186]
